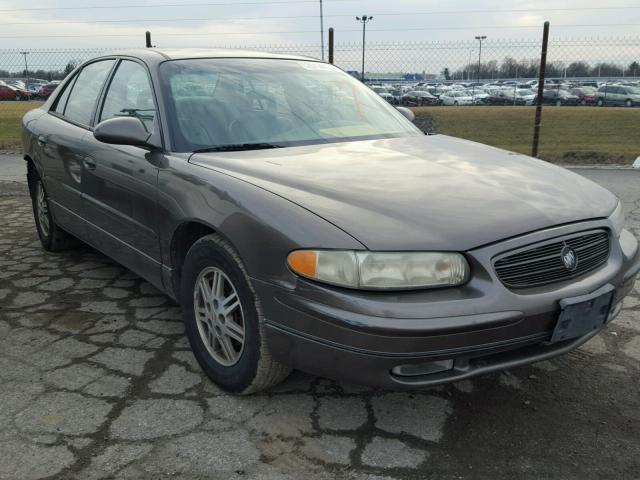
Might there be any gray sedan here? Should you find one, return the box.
[22,49,639,394]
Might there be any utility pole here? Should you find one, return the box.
[471,36,486,101]
[20,51,30,100]
[319,0,325,60]
[356,15,372,82]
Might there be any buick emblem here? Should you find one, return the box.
[560,245,578,271]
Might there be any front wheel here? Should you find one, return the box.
[180,234,291,394]
[597,99,604,107]
[555,99,562,107]
[15,93,21,101]
[625,99,632,108]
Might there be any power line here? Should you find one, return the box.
[2,5,640,25]
[3,5,640,26]
[0,0,354,13]
[1,24,638,39]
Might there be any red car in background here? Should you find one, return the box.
[571,87,598,105]
[0,83,31,100]
[37,82,60,99]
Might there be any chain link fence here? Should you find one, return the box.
[1,35,639,162]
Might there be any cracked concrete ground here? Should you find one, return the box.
[1,159,639,480]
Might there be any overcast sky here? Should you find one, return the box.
[0,0,638,50]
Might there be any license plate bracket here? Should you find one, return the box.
[551,284,615,344]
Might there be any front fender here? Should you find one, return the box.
[157,155,366,289]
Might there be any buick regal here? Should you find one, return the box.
[22,49,639,393]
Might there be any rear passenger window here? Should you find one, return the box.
[64,60,115,126]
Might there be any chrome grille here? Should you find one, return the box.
[494,230,610,288]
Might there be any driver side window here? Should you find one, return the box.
[100,60,156,133]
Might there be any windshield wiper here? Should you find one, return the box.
[192,143,284,153]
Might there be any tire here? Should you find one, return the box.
[29,169,80,252]
[555,99,562,107]
[454,101,459,106]
[15,94,21,101]
[180,233,291,394]
[625,99,632,108]
[597,99,604,107]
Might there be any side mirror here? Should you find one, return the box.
[396,106,415,122]
[93,117,159,149]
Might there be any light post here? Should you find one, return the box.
[20,51,30,100]
[319,0,324,60]
[356,15,372,82]
[471,36,486,102]
[466,48,474,81]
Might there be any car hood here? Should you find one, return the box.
[190,135,617,251]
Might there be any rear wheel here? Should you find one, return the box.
[597,99,604,107]
[625,99,632,108]
[29,170,80,251]
[15,93,21,101]
[555,99,562,107]
[181,234,291,394]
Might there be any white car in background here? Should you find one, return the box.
[440,90,475,105]
[465,89,489,104]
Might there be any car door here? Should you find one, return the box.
[81,59,163,278]
[35,59,115,234]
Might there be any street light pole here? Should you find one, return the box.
[472,36,486,102]
[356,15,372,82]
[319,0,325,60]
[20,51,30,100]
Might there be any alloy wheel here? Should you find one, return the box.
[193,266,245,366]
[36,181,50,238]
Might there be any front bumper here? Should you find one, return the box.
[256,221,639,389]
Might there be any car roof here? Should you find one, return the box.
[94,48,320,67]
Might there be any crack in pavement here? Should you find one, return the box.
[0,167,639,479]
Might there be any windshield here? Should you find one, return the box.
[159,58,421,152]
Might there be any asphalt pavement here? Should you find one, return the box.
[0,154,639,480]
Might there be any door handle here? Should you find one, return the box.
[83,158,96,170]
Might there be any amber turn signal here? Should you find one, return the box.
[287,250,317,277]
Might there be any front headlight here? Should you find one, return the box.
[287,250,469,290]
[609,201,625,237]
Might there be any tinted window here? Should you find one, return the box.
[100,60,156,132]
[64,60,114,126]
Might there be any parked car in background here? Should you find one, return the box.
[440,90,474,105]
[37,82,60,99]
[23,49,638,394]
[26,79,48,94]
[571,87,598,105]
[542,89,580,106]
[0,83,30,100]
[401,90,439,106]
[465,89,489,104]
[370,86,396,104]
[509,89,537,105]
[596,85,640,107]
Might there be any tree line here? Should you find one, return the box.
[443,57,640,80]
[0,62,77,81]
